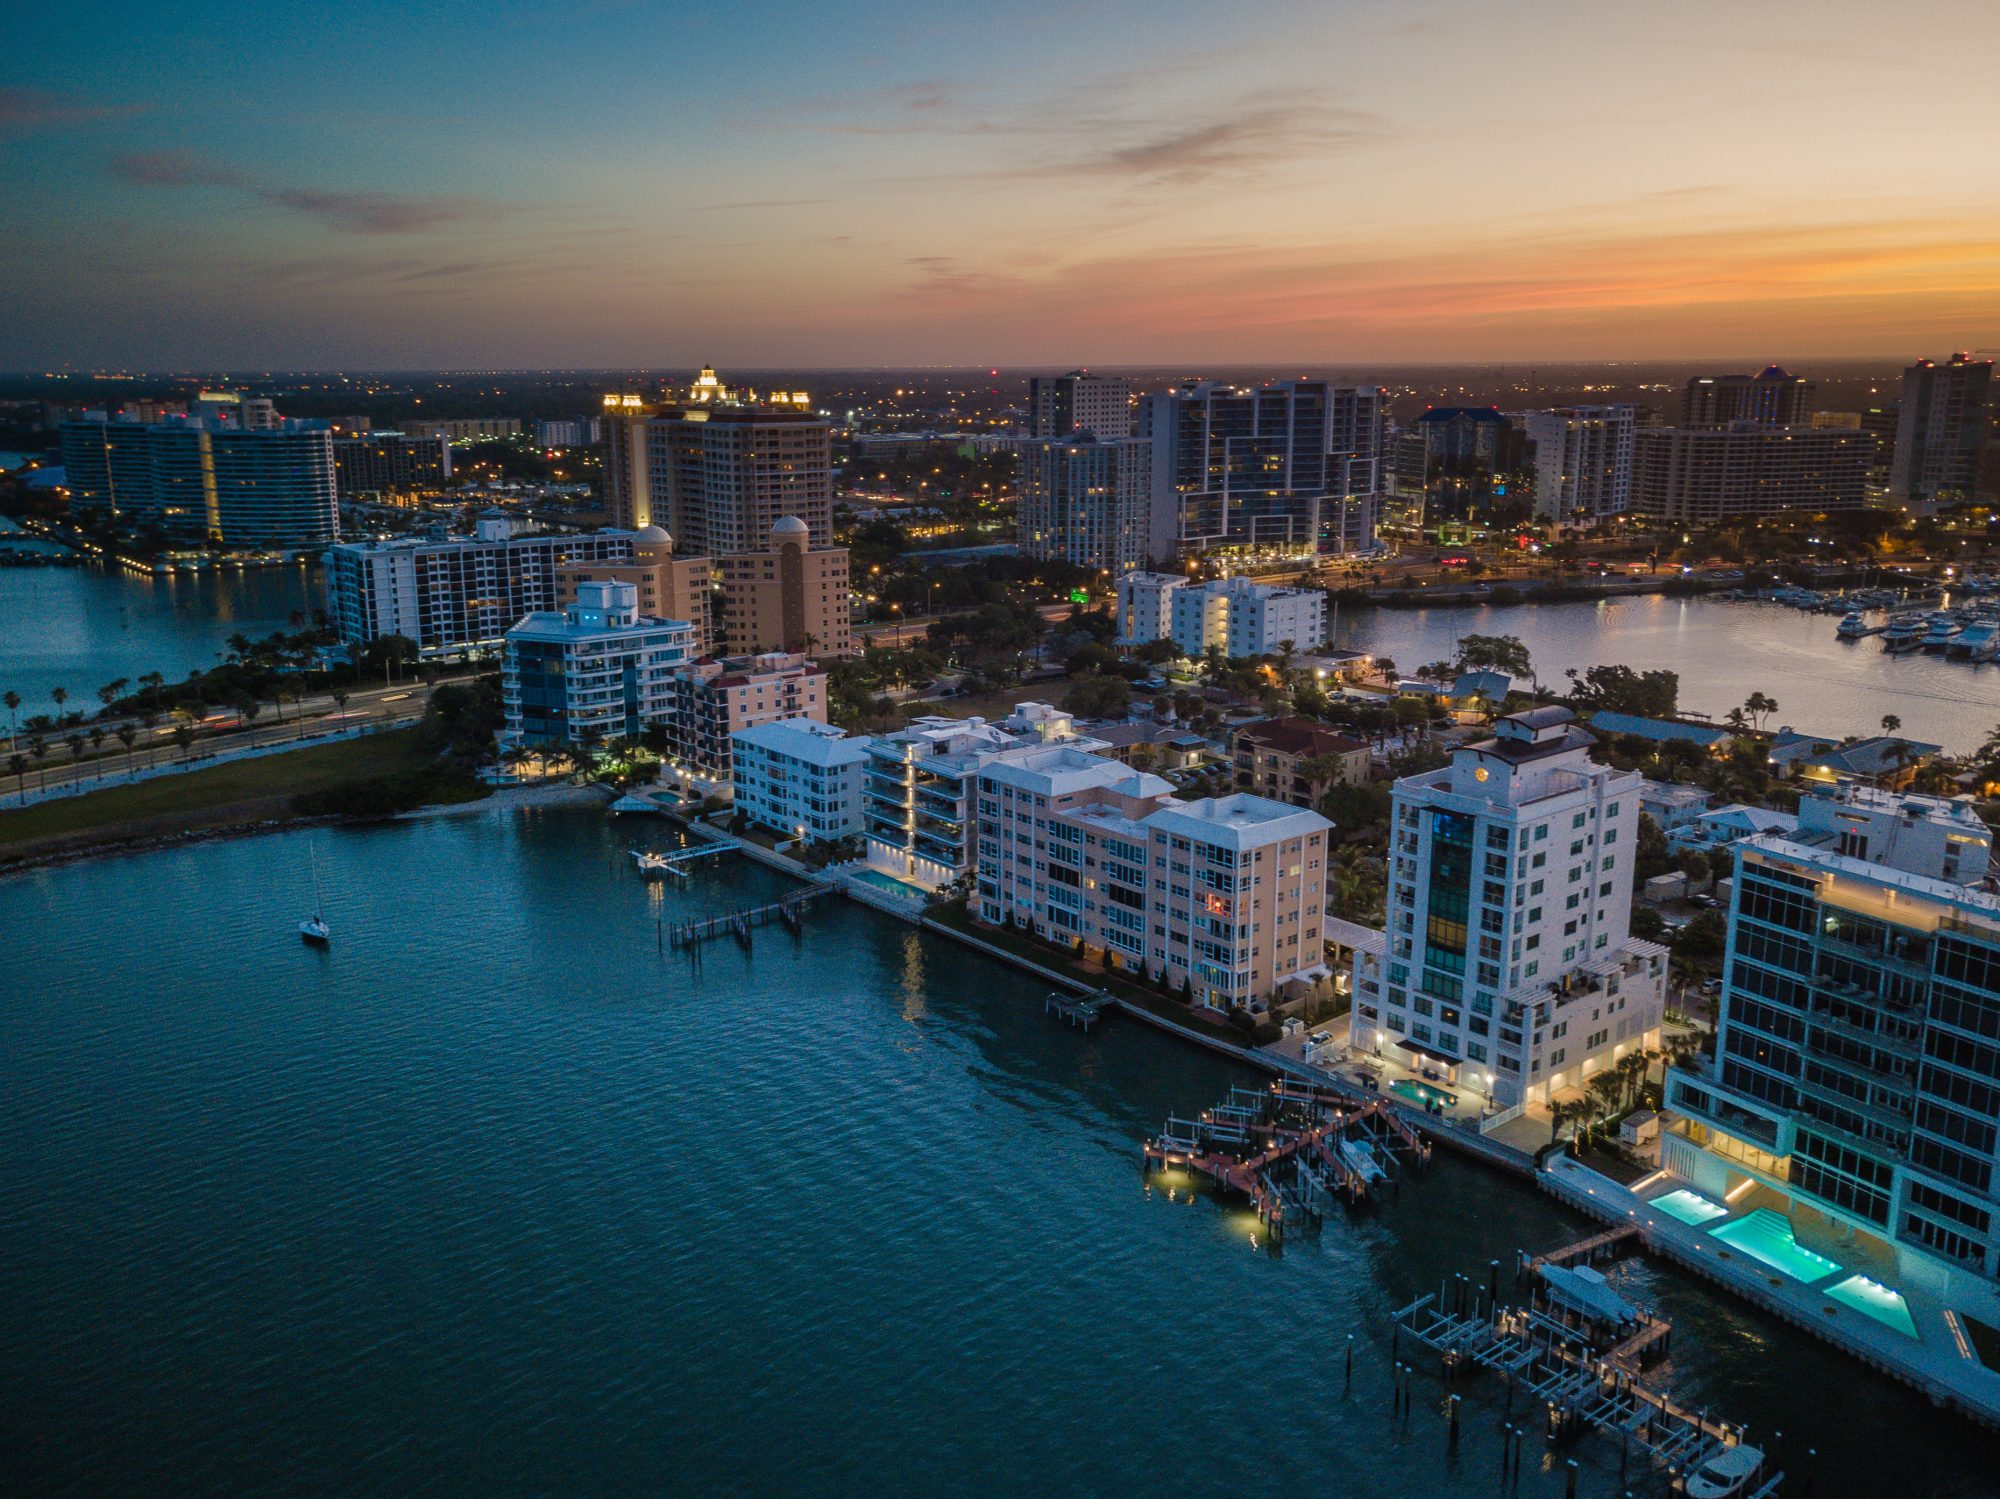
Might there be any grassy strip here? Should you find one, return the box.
[0,729,484,858]
[925,897,1253,1048]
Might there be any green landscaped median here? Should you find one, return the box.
[0,729,488,862]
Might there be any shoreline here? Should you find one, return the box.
[0,779,612,878]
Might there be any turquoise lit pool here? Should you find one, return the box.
[1391,1078,1458,1110]
[1825,1275,1919,1338]
[1652,1188,1729,1227]
[845,870,926,899]
[1707,1209,1844,1283]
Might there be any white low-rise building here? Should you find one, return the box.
[972,746,1332,1008]
[730,719,873,845]
[1115,572,1325,657]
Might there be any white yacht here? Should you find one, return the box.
[1683,1444,1765,1499]
[1880,614,1926,652]
[1921,612,1965,651]
[1834,612,1871,640]
[300,844,331,945]
[1949,617,2000,661]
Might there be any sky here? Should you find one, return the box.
[3,0,1998,370]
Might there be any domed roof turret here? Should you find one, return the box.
[633,523,671,546]
[771,515,809,537]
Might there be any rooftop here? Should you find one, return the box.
[1141,792,1330,849]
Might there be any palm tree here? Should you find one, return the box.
[7,752,26,804]
[65,733,86,782]
[139,712,159,767]
[3,689,19,749]
[50,686,68,724]
[239,696,262,746]
[172,724,195,762]
[88,726,106,778]
[138,671,165,714]
[1881,713,1901,736]
[116,724,137,777]
[1547,1098,1577,1145]
[97,678,129,716]
[1741,691,1777,731]
[28,733,48,789]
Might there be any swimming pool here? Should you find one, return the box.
[1390,1078,1458,1110]
[845,869,926,900]
[1824,1274,1919,1338]
[1707,1208,1843,1283]
[1651,1187,1729,1227]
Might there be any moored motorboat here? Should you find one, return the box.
[1682,1444,1765,1499]
[1834,612,1872,639]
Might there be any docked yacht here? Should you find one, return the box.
[1951,617,2000,661]
[1880,614,1927,652]
[1834,612,1872,640]
[1682,1444,1765,1499]
[1921,612,1965,652]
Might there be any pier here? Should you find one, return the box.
[667,883,839,952]
[1392,1279,1783,1495]
[1143,1079,1431,1237]
[1043,989,1114,1032]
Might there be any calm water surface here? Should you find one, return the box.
[2,803,1992,1497]
[1338,595,2000,753]
[0,548,320,719]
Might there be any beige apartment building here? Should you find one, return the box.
[662,651,826,784]
[973,745,1332,1009]
[715,516,854,657]
[1231,717,1372,806]
[554,524,714,656]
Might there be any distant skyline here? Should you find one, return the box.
[4,0,1998,370]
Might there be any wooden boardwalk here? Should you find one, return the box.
[668,883,838,951]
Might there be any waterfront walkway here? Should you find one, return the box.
[1540,1154,2000,1430]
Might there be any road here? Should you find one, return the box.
[4,678,447,797]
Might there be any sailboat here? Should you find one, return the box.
[300,842,331,945]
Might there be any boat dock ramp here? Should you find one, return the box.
[1143,1078,1430,1237]
[1387,1225,1788,1496]
[1043,990,1115,1032]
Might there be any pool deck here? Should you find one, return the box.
[1540,1154,2000,1431]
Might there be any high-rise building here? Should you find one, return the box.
[1631,425,1871,522]
[60,412,338,547]
[1349,707,1666,1111]
[195,389,279,430]
[1664,783,2000,1301]
[973,752,1332,1007]
[325,520,637,654]
[1014,434,1160,573]
[714,516,854,657]
[1388,407,1530,535]
[332,431,451,498]
[532,416,602,448]
[554,525,714,657]
[1890,353,1995,511]
[1028,371,1135,438]
[1140,381,1384,557]
[1683,367,1813,429]
[398,417,521,442]
[1521,405,1636,528]
[600,370,832,553]
[500,581,696,746]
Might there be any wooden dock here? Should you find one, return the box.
[1536,1221,1641,1269]
[668,883,838,951]
[1044,990,1114,1032]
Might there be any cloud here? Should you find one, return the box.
[260,187,490,234]
[689,197,836,212]
[1048,104,1384,184]
[110,149,250,187]
[0,85,144,140]
[108,149,505,235]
